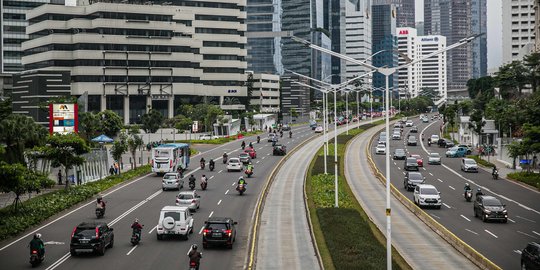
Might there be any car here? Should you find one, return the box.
[70,222,114,256]
[156,206,194,240]
[198,134,218,140]
[521,242,540,270]
[393,123,401,129]
[281,124,291,131]
[238,153,251,164]
[427,152,441,165]
[413,184,442,209]
[393,148,407,160]
[474,195,508,223]
[407,135,417,146]
[227,158,243,172]
[175,190,200,211]
[422,117,429,123]
[405,120,414,127]
[404,157,419,171]
[446,146,467,158]
[310,120,318,130]
[410,126,418,133]
[375,144,386,155]
[410,154,423,167]
[438,138,454,148]
[461,158,478,172]
[267,133,277,142]
[404,172,426,191]
[273,144,287,155]
[430,134,440,143]
[244,148,257,159]
[314,126,323,133]
[378,136,387,145]
[457,144,473,155]
[162,172,183,191]
[202,217,238,249]
[392,132,401,140]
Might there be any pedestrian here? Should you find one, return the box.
[114,162,119,174]
[109,165,115,175]
[57,170,63,185]
[533,155,538,170]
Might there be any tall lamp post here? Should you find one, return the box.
[292,33,483,270]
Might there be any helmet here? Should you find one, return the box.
[134,218,139,223]
[97,196,102,201]
[465,183,469,187]
[477,188,481,192]
[192,244,198,250]
[35,233,41,239]
[239,176,244,180]
[202,175,206,177]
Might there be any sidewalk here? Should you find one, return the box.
[0,184,64,209]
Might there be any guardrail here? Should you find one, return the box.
[365,126,501,270]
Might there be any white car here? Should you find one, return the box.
[156,206,194,240]
[227,157,243,172]
[405,120,414,127]
[314,126,323,133]
[392,132,401,140]
[430,134,440,142]
[267,133,277,142]
[198,134,218,140]
[375,144,386,155]
[413,184,442,209]
[162,172,184,191]
[461,158,478,172]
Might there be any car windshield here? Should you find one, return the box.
[74,228,96,238]
[163,211,181,221]
[229,158,240,163]
[395,149,405,155]
[407,158,417,163]
[164,174,177,180]
[483,198,502,206]
[465,159,476,165]
[421,188,438,195]
[239,154,248,157]
[411,155,420,158]
[177,194,193,200]
[408,173,423,180]
[377,144,385,148]
[449,147,458,151]
[206,223,228,231]
[429,153,440,158]
[408,137,416,141]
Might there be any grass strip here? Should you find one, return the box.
[0,165,151,241]
[466,155,496,168]
[306,122,410,270]
[507,171,540,190]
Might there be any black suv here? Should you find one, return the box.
[473,196,508,223]
[393,149,407,160]
[438,138,455,148]
[404,157,419,171]
[410,126,418,133]
[202,217,237,249]
[521,242,540,270]
[403,172,425,191]
[273,144,286,156]
[70,222,114,256]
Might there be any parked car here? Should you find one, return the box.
[162,173,184,191]
[407,135,417,146]
[70,222,114,256]
[393,149,407,160]
[410,126,418,133]
[375,143,386,155]
[273,144,287,155]
[227,158,243,172]
[156,206,194,240]
[314,126,324,133]
[521,242,540,270]
[202,217,237,249]
[404,172,425,191]
[461,158,478,172]
[244,148,257,159]
[267,133,277,142]
[175,190,200,212]
[238,153,251,164]
[474,195,508,223]
[410,154,423,167]
[413,184,442,209]
[198,134,219,140]
[446,146,468,158]
[404,157,419,171]
[427,152,441,165]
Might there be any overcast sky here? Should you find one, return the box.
[415,0,502,70]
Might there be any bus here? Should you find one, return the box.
[151,143,190,175]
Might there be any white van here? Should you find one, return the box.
[156,206,194,240]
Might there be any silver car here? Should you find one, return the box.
[162,173,183,191]
[175,190,200,211]
[428,152,441,165]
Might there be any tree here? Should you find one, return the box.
[110,132,128,170]
[0,97,12,119]
[507,141,525,170]
[38,133,90,189]
[495,61,528,99]
[127,126,144,169]
[141,109,164,134]
[96,110,123,138]
[245,72,254,111]
[0,162,54,211]
[78,112,100,141]
[458,100,473,116]
[216,115,229,135]
[0,114,48,164]
[290,108,299,119]
[468,109,486,147]
[442,104,458,140]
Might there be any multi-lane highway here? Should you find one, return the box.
[370,115,540,270]
[0,125,317,270]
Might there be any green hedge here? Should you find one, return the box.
[166,130,264,145]
[466,155,496,168]
[507,171,540,190]
[0,165,150,241]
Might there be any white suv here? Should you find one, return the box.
[413,184,442,209]
[227,157,243,172]
[156,206,194,240]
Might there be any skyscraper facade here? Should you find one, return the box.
[326,0,347,84]
[502,0,536,63]
[345,0,372,81]
[372,3,398,91]
[372,0,415,28]
[471,0,487,77]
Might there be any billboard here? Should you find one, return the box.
[49,103,78,134]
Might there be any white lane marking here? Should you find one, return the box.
[422,167,426,171]
[485,230,498,238]
[256,161,260,164]
[466,229,478,235]
[393,162,397,165]
[126,245,138,255]
[218,170,223,173]
[225,189,229,195]
[232,182,236,186]
[267,153,271,156]
[217,199,222,205]
[442,203,451,209]
[148,225,157,234]
[262,157,266,160]
[508,218,516,223]
[258,147,264,150]
[448,186,455,190]
[517,231,538,239]
[514,250,522,255]
[437,178,443,182]
[429,172,433,176]
[397,167,401,170]
[516,215,536,223]
[45,253,70,270]
[198,226,205,235]
[109,189,162,226]
[402,172,406,175]
[209,175,214,179]
[460,215,471,222]
[533,231,540,237]
[209,211,214,218]
[430,213,441,219]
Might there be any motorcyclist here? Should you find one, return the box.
[464,183,472,192]
[238,176,247,186]
[246,162,254,174]
[188,244,202,270]
[272,136,277,146]
[29,233,45,258]
[223,152,228,162]
[289,130,292,138]
[201,174,208,185]
[209,159,215,169]
[492,166,498,176]
[189,175,196,185]
[280,130,283,138]
[241,140,246,150]
[475,188,484,198]
[257,135,261,143]
[131,218,143,239]
[248,142,253,149]
[96,196,106,209]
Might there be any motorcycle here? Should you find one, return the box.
[257,136,260,143]
[464,190,472,202]
[241,142,246,150]
[29,249,44,267]
[492,170,499,180]
[272,141,276,147]
[289,132,292,138]
[236,184,246,195]
[189,181,196,190]
[245,169,253,178]
[189,260,200,270]
[95,203,105,218]
[428,141,432,147]
[200,162,205,170]
[223,155,228,164]
[201,181,207,190]
[209,163,215,171]
[131,228,143,246]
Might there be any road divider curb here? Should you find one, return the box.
[366,126,501,270]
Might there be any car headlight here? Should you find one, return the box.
[502,209,507,213]
[484,209,491,214]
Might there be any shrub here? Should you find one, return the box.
[507,172,540,190]
[466,155,495,168]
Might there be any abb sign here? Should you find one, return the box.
[399,29,409,35]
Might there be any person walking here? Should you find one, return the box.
[57,170,63,185]
[114,162,119,174]
[109,165,115,175]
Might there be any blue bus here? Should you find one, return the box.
[151,143,190,175]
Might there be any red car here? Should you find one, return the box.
[244,148,257,159]
[410,154,423,167]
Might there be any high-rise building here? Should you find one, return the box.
[372,0,415,28]
[372,3,398,91]
[502,0,536,63]
[281,75,310,119]
[396,27,419,98]
[536,0,540,52]
[326,0,347,84]
[246,0,284,74]
[416,21,425,36]
[345,0,372,81]
[250,73,280,113]
[471,0,487,77]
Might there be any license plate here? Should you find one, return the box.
[212,233,221,238]
[80,240,89,243]
[75,249,92,253]
[168,231,175,234]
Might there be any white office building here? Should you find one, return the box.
[250,73,280,113]
[502,0,536,63]
[345,0,372,81]
[21,1,247,124]
[397,27,419,98]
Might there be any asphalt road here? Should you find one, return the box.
[371,115,540,270]
[0,125,315,270]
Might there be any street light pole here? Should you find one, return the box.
[323,91,327,174]
[333,87,338,208]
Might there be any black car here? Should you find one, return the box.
[202,217,237,249]
[393,149,407,160]
[70,222,114,256]
[273,144,286,155]
[410,126,418,133]
[522,242,540,270]
[407,136,417,146]
[403,172,425,191]
[438,138,455,148]
[404,158,419,171]
[473,196,508,223]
